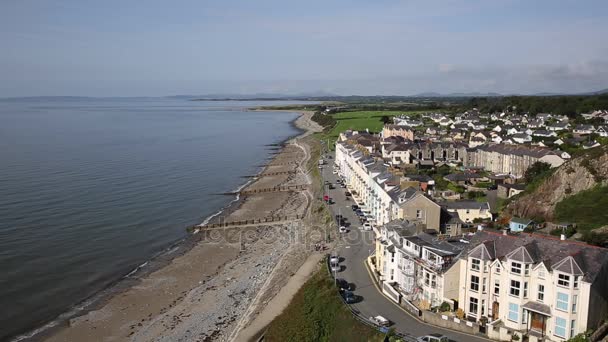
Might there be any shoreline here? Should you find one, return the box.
[19,110,320,342]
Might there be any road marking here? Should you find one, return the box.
[345,246,351,249]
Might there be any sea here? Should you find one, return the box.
[0,97,309,341]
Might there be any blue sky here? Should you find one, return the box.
[1,0,608,96]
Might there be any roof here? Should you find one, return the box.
[522,302,551,316]
[442,200,490,210]
[475,144,559,159]
[510,217,533,225]
[460,231,608,283]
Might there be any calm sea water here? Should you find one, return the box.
[0,98,305,341]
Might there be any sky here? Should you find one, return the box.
[1,0,608,97]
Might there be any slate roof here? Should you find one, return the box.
[476,144,559,158]
[442,200,490,210]
[460,231,608,283]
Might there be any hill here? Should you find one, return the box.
[506,145,608,223]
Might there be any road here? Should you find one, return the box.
[320,152,488,342]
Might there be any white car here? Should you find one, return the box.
[332,169,338,174]
[329,255,340,264]
[416,334,449,342]
[330,264,341,272]
[339,226,349,233]
[362,223,372,230]
[369,315,390,327]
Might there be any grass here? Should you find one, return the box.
[264,265,385,342]
[554,185,608,231]
[314,110,424,150]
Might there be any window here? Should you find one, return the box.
[416,209,422,219]
[482,278,487,293]
[538,269,545,279]
[496,265,501,274]
[558,273,570,287]
[511,262,522,274]
[572,295,577,313]
[510,280,521,297]
[470,275,480,292]
[469,297,478,314]
[555,317,567,338]
[471,258,481,271]
[524,264,530,276]
[406,240,411,247]
[538,284,545,302]
[574,276,579,289]
[494,280,500,294]
[508,303,519,322]
[570,320,576,339]
[556,292,569,311]
[523,282,528,298]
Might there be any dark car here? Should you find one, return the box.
[335,214,343,220]
[487,184,498,190]
[344,191,351,196]
[343,290,360,304]
[351,205,359,211]
[328,184,335,189]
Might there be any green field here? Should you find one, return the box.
[554,185,608,231]
[315,110,424,149]
[264,265,385,342]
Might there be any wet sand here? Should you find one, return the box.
[44,111,325,342]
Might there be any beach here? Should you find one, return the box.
[43,111,325,342]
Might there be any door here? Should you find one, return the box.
[531,312,545,331]
[492,301,499,320]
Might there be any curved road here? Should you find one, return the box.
[321,152,489,342]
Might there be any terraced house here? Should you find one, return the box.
[335,141,442,228]
[455,231,608,342]
[465,144,565,178]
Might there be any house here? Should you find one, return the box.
[532,130,557,138]
[509,217,534,232]
[573,125,595,135]
[582,141,601,149]
[375,222,466,309]
[547,122,570,132]
[395,191,442,231]
[466,144,566,178]
[444,172,489,186]
[597,126,608,137]
[497,183,526,199]
[454,230,608,342]
[383,124,415,141]
[441,200,492,223]
[512,133,532,144]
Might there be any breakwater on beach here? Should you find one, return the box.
[0,97,309,341]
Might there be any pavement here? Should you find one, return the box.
[320,152,489,342]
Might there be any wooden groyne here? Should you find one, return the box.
[240,171,297,178]
[193,214,303,230]
[213,184,308,196]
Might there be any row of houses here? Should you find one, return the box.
[375,223,608,342]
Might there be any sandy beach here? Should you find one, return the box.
[43,111,326,342]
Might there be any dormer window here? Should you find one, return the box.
[511,261,522,274]
[573,277,579,289]
[558,273,570,287]
[471,258,481,271]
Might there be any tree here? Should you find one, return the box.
[524,162,552,184]
[380,115,391,124]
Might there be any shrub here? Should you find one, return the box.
[439,302,451,312]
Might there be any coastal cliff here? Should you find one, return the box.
[506,145,608,221]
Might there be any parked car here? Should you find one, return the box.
[344,191,351,196]
[340,183,346,188]
[323,195,329,201]
[363,223,372,230]
[330,264,341,272]
[487,184,498,190]
[328,184,335,189]
[351,205,359,211]
[332,169,338,174]
[329,255,340,264]
[355,210,364,216]
[335,278,355,292]
[369,315,390,327]
[339,226,349,233]
[335,214,343,220]
[416,333,449,342]
[342,290,359,304]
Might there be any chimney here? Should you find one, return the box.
[560,234,566,241]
